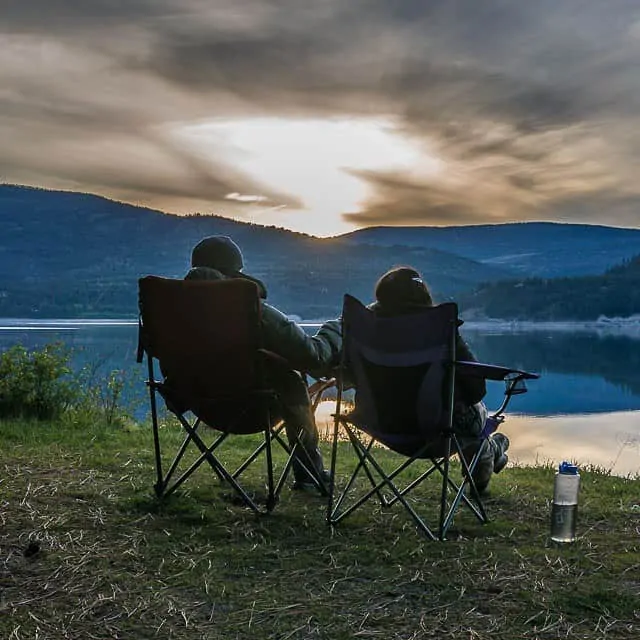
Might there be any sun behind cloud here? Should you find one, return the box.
[177,117,439,236]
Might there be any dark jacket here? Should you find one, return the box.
[368,301,486,406]
[185,266,342,377]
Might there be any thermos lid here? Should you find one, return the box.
[559,461,579,474]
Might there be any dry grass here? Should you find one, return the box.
[1,417,640,639]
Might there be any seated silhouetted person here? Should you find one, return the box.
[185,236,341,491]
[369,266,509,493]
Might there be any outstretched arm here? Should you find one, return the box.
[261,303,342,376]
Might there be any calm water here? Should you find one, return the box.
[1,319,639,477]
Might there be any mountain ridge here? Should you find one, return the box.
[340,222,640,278]
[2,184,640,320]
[0,184,510,318]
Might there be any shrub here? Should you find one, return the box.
[0,343,77,420]
[69,367,135,428]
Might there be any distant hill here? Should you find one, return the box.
[341,223,640,278]
[0,185,511,319]
[459,255,640,320]
[3,184,640,320]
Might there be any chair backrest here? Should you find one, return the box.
[341,294,458,455]
[138,276,263,402]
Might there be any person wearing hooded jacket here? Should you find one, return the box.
[368,266,510,494]
[185,235,341,491]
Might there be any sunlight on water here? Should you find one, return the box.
[503,412,640,477]
[314,402,640,478]
[2,322,640,477]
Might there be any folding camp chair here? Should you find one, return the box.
[327,295,538,540]
[137,275,327,514]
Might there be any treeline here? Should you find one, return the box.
[0,185,504,319]
[4,185,640,321]
[0,280,136,318]
[460,255,640,320]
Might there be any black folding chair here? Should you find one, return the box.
[327,294,538,540]
[137,275,326,514]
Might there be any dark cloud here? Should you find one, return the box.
[3,0,166,30]
[1,0,640,228]
[541,191,640,228]
[343,170,519,227]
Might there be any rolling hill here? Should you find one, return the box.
[3,184,640,320]
[0,185,510,318]
[340,223,640,278]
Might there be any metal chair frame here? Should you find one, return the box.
[138,276,326,514]
[327,294,538,540]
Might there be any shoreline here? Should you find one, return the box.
[2,315,640,334]
[461,316,640,336]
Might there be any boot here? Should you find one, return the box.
[470,439,494,495]
[491,433,510,474]
[472,433,510,494]
[292,447,331,493]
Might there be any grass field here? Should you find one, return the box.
[1,413,639,639]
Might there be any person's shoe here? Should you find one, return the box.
[471,445,493,495]
[475,479,490,496]
[491,433,510,474]
[292,469,332,494]
[472,434,510,495]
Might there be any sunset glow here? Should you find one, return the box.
[3,1,640,232]
[178,117,436,236]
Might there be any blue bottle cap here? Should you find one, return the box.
[559,461,579,474]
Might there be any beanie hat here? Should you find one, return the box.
[189,235,267,298]
[191,236,244,272]
[375,267,433,312]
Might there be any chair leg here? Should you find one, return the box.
[149,384,333,513]
[436,435,489,539]
[329,422,438,540]
[155,431,199,498]
[343,429,388,507]
[147,375,164,496]
[326,410,494,540]
[438,436,452,540]
[326,408,340,527]
[263,426,277,512]
[183,420,266,514]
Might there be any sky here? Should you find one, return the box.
[2,1,640,236]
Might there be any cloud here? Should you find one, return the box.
[2,0,640,227]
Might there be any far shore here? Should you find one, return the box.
[302,316,640,335]
[463,316,640,335]
[3,315,640,335]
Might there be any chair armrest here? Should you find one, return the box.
[456,361,539,419]
[258,348,293,369]
[308,378,337,411]
[455,361,539,382]
[307,377,336,397]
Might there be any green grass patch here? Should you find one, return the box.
[1,416,639,639]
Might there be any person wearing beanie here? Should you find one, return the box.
[185,235,342,492]
[369,266,509,494]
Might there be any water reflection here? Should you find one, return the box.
[315,402,640,478]
[2,321,640,476]
[501,412,640,478]
[466,329,640,413]
[2,323,640,415]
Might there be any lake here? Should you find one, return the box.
[1,319,639,477]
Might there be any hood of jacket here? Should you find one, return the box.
[185,266,268,299]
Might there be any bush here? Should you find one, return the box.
[69,367,134,428]
[0,343,77,420]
